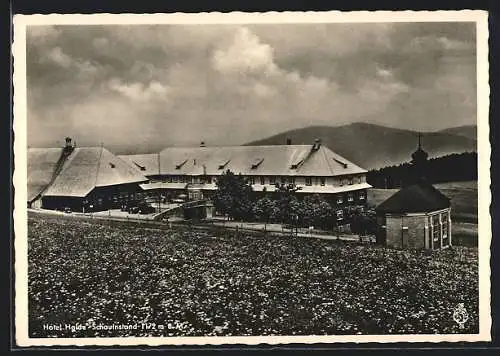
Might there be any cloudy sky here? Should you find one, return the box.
[26,22,476,150]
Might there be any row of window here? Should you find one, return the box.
[336,191,366,204]
[431,213,450,244]
[148,175,364,186]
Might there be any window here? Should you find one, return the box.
[348,193,354,202]
[269,176,276,184]
[359,191,365,200]
[281,177,286,184]
[260,176,265,185]
[320,177,326,186]
[167,175,173,183]
[172,176,178,183]
[305,177,312,186]
[442,215,448,239]
[339,178,345,186]
[205,176,212,184]
[337,196,343,204]
[432,215,440,243]
[336,210,344,220]
[248,176,255,185]
[348,178,354,185]
[358,176,362,184]
[288,177,295,184]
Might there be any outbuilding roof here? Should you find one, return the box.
[27,148,64,202]
[43,147,148,197]
[375,180,451,214]
[118,144,367,177]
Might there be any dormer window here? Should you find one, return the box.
[251,158,264,169]
[109,162,116,168]
[218,159,231,170]
[133,161,146,171]
[175,159,188,170]
[334,158,348,169]
[290,150,308,169]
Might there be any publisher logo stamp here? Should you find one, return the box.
[453,303,469,329]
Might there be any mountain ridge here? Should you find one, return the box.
[246,122,477,170]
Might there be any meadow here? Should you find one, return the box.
[28,214,478,338]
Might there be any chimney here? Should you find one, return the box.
[63,137,75,155]
[312,138,321,151]
[200,141,206,147]
[286,138,292,145]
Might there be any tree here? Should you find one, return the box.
[274,183,303,225]
[366,152,478,188]
[213,170,254,221]
[253,196,276,229]
[350,210,377,236]
[303,194,335,230]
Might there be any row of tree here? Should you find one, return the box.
[212,170,376,234]
[367,152,477,189]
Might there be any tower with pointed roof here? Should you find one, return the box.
[411,133,429,180]
[375,132,452,250]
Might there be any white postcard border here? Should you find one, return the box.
[13,10,491,346]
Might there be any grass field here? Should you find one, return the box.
[28,214,478,337]
[368,181,478,246]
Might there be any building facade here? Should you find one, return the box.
[119,139,372,219]
[376,204,452,249]
[28,139,148,212]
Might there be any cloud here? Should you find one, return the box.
[25,22,477,150]
[45,46,72,68]
[212,27,278,76]
[108,79,171,102]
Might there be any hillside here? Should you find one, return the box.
[246,123,477,169]
[439,125,477,140]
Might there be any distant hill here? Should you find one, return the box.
[439,125,477,140]
[246,123,477,169]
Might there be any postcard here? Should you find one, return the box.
[13,10,491,346]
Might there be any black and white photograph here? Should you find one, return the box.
[13,11,491,346]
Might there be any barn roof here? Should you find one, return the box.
[375,180,451,214]
[118,144,367,177]
[43,147,148,198]
[27,148,64,202]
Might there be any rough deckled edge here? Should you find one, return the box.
[12,10,491,347]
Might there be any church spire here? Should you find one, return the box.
[411,132,429,182]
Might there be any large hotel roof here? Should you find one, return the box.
[118,144,368,177]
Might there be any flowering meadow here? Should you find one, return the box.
[28,214,478,337]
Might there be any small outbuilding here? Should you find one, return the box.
[375,180,452,249]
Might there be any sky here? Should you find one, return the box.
[26,22,476,150]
